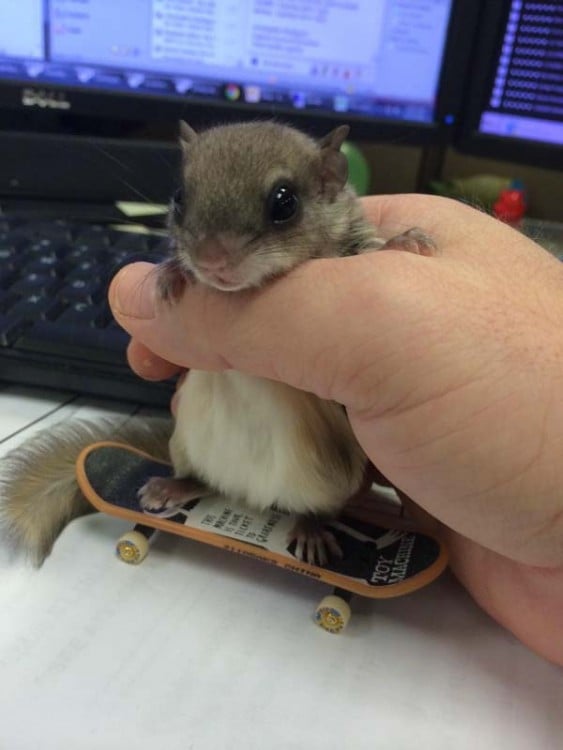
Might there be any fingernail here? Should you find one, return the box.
[110,265,157,320]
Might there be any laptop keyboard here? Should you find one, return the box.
[0,214,174,406]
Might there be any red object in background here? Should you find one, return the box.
[493,188,527,224]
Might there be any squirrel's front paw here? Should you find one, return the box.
[138,476,211,512]
[382,227,437,256]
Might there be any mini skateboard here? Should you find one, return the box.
[76,442,448,633]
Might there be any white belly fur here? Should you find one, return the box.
[169,370,366,515]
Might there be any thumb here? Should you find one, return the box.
[109,262,232,372]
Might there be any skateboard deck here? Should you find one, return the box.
[76,442,448,631]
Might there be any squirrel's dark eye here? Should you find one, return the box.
[267,183,299,226]
[172,187,184,222]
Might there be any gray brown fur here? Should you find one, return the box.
[0,417,171,565]
[165,121,385,294]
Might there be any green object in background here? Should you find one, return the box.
[429,175,512,209]
[343,141,371,195]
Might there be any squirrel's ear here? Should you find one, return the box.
[319,124,350,151]
[179,121,197,160]
[318,125,350,199]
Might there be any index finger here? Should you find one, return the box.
[126,338,183,381]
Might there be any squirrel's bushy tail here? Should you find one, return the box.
[0,417,172,566]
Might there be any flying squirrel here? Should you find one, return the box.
[0,121,435,567]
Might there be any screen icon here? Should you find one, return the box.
[224,83,241,101]
[244,85,261,103]
[76,67,96,84]
[127,73,145,89]
[175,78,193,95]
[25,63,44,78]
[333,94,349,112]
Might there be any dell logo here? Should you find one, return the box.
[21,87,71,110]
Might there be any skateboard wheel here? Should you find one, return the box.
[116,531,149,565]
[314,595,351,634]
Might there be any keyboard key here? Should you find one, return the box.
[24,254,62,275]
[55,301,98,326]
[6,294,60,321]
[59,279,103,304]
[27,238,68,256]
[68,246,109,264]
[64,260,109,283]
[33,220,73,242]
[11,273,59,296]
[74,224,113,246]
[3,227,36,245]
[0,243,17,260]
[15,320,129,364]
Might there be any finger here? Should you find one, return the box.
[126,338,183,381]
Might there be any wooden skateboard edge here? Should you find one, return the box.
[76,441,449,600]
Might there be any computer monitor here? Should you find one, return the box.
[0,1,482,207]
[457,0,563,170]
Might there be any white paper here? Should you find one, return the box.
[1,390,562,749]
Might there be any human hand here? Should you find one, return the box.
[109,194,563,664]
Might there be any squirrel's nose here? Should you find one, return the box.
[195,238,230,270]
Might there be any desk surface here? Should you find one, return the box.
[0,385,562,750]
